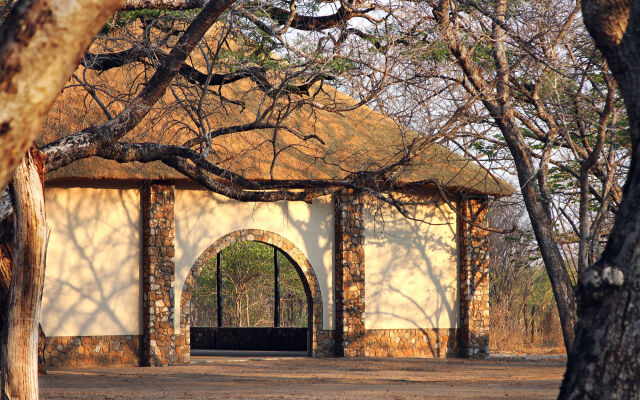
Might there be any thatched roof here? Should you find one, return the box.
[39,29,513,197]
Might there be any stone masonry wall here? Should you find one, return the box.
[44,335,141,367]
[142,182,176,366]
[175,333,189,364]
[363,329,457,358]
[458,195,490,358]
[315,330,335,357]
[333,189,366,357]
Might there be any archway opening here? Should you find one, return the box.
[189,240,311,354]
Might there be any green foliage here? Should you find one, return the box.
[99,9,199,34]
[219,39,284,72]
[524,267,556,312]
[192,241,308,328]
[472,40,493,68]
[545,165,577,193]
[418,40,451,63]
[325,58,356,74]
[470,138,502,159]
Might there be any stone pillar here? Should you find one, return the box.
[333,189,365,357]
[458,195,490,359]
[142,181,176,366]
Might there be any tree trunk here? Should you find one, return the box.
[559,1,640,398]
[491,5,578,349]
[530,306,535,344]
[0,0,124,193]
[0,230,11,334]
[0,219,46,376]
[434,0,578,351]
[37,325,46,375]
[0,149,48,400]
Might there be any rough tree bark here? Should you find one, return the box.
[0,0,124,193]
[559,1,640,398]
[0,221,46,376]
[0,0,237,394]
[0,226,11,338]
[0,149,48,400]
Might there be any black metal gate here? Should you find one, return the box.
[190,327,308,351]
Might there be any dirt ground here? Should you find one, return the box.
[39,354,566,400]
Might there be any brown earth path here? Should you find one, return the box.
[39,355,565,399]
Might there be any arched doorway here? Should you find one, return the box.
[177,230,323,361]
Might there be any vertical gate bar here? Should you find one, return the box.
[274,246,280,327]
[216,251,222,327]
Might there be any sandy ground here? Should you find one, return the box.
[39,353,566,400]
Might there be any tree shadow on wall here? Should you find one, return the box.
[42,185,141,337]
[364,198,458,357]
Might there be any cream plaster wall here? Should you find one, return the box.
[42,186,141,337]
[40,185,456,337]
[174,190,334,332]
[364,199,458,330]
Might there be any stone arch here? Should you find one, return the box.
[176,229,324,362]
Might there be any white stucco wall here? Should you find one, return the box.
[42,186,141,337]
[174,190,334,332]
[364,199,458,330]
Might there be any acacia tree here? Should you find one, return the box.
[368,0,639,396]
[431,0,625,351]
[385,0,640,394]
[351,0,627,353]
[0,150,47,400]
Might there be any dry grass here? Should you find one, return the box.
[491,302,565,355]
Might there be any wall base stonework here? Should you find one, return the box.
[363,329,457,358]
[43,329,459,366]
[315,330,335,357]
[175,333,189,364]
[44,335,141,367]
